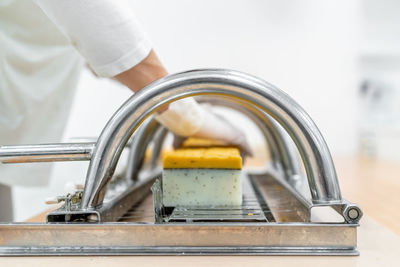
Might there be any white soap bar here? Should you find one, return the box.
[162,169,242,207]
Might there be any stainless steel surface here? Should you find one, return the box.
[0,143,95,163]
[82,69,341,209]
[251,172,311,222]
[148,126,168,169]
[0,184,13,222]
[46,170,160,223]
[119,194,155,223]
[151,179,163,223]
[98,169,160,222]
[0,222,358,255]
[125,117,161,182]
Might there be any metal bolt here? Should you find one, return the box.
[347,208,359,220]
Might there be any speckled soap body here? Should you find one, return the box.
[162,169,242,207]
[162,145,243,207]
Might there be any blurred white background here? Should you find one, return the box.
[11,0,400,220]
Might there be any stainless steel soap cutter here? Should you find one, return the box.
[0,69,362,256]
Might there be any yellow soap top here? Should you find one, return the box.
[182,138,229,148]
[163,147,242,169]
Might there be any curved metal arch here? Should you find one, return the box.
[82,69,341,209]
[124,117,161,182]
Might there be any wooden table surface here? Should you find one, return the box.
[2,156,400,266]
[335,156,400,236]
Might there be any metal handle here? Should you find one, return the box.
[0,143,95,163]
[81,69,342,209]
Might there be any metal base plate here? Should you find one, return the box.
[0,223,358,256]
[0,247,359,256]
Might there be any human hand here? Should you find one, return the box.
[189,104,253,157]
[156,98,252,157]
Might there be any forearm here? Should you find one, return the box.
[114,50,167,93]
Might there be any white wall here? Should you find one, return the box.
[132,0,362,155]
[358,0,400,161]
[13,0,364,221]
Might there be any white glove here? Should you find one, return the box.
[155,98,252,156]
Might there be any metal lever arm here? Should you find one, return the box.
[0,143,95,163]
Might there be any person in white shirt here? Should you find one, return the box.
[0,0,251,220]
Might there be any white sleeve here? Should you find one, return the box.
[33,0,152,77]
